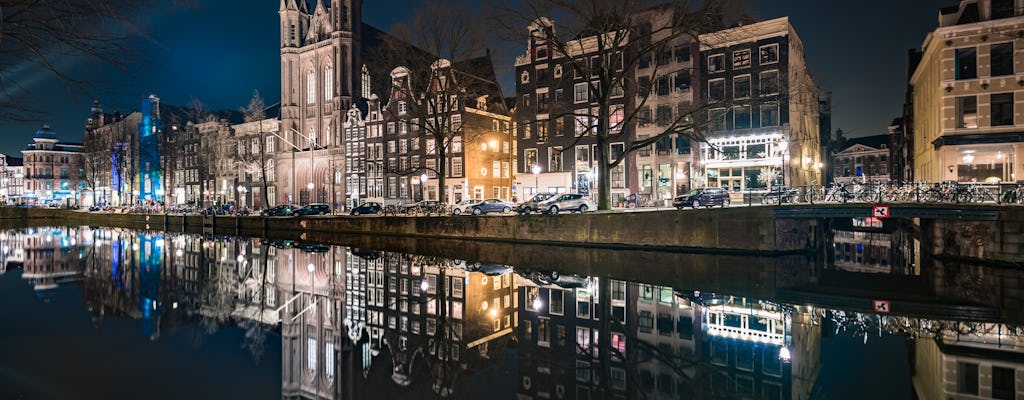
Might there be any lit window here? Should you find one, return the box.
[324,65,333,101]
[307,70,316,104]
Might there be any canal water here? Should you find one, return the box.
[0,221,1019,400]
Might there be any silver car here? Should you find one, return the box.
[538,193,595,214]
[451,199,483,215]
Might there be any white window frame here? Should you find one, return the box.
[734,74,751,99]
[733,49,751,69]
[760,70,780,96]
[708,54,725,73]
[759,43,779,65]
[574,82,588,103]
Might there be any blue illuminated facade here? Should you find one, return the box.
[138,95,163,202]
[137,233,164,339]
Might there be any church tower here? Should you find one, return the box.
[278,0,361,206]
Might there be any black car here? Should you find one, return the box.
[263,204,300,216]
[350,202,383,216]
[294,242,330,253]
[294,203,331,216]
[672,187,731,209]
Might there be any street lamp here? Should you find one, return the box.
[350,173,359,208]
[777,140,789,186]
[531,165,542,196]
[237,185,247,209]
[420,173,429,201]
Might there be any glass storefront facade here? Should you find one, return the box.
[702,133,786,192]
[943,144,1015,183]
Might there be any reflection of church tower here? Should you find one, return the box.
[279,0,361,205]
[280,245,346,399]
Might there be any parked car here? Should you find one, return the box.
[451,199,483,215]
[294,203,331,216]
[673,187,730,209]
[469,198,513,215]
[269,239,295,249]
[294,242,329,253]
[538,193,594,214]
[350,202,383,216]
[515,193,555,214]
[263,204,301,216]
[520,270,591,289]
[466,262,514,276]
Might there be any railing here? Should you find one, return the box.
[747,181,1020,206]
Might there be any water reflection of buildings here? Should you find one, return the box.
[0,230,24,275]
[278,247,518,399]
[516,278,822,400]
[19,227,90,294]
[913,324,1023,400]
[829,218,918,275]
[699,296,820,400]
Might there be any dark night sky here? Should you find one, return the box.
[0,0,939,157]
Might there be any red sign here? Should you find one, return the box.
[872,206,890,219]
[873,300,891,314]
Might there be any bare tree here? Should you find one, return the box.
[498,0,753,209]
[82,128,111,207]
[239,90,271,208]
[0,0,195,120]
[375,1,502,204]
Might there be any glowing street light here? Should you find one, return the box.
[420,173,429,201]
[532,165,542,195]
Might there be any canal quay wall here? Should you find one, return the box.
[2,206,814,254]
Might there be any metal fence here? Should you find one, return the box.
[747,181,1022,206]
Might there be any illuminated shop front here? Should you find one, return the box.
[701,133,786,192]
[939,144,1016,183]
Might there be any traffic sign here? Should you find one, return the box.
[873,299,890,314]
[872,206,890,219]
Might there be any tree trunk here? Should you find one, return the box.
[596,101,612,210]
[437,137,447,204]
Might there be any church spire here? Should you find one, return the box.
[281,0,297,11]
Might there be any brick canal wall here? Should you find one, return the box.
[2,207,814,254]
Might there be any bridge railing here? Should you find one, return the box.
[746,181,1022,206]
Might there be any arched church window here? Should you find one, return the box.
[361,65,371,99]
[324,65,333,101]
[307,70,316,104]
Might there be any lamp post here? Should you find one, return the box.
[306,181,314,205]
[420,173,429,201]
[777,140,789,187]
[350,173,359,208]
[532,165,541,196]
[237,185,247,209]
[412,176,421,202]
